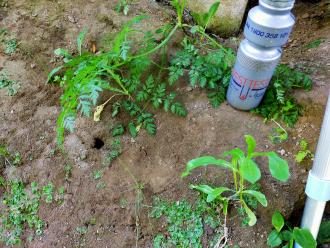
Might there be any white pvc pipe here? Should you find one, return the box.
[295,93,330,248]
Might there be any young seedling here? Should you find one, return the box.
[92,170,103,180]
[269,120,288,144]
[267,210,316,248]
[42,183,54,203]
[64,164,73,181]
[0,71,20,96]
[182,135,290,226]
[295,139,314,164]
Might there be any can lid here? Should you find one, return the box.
[260,0,295,10]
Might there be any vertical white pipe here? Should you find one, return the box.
[295,93,330,248]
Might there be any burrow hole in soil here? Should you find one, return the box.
[93,138,104,149]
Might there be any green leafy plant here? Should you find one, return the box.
[253,65,312,127]
[0,71,20,96]
[0,29,17,55]
[104,138,122,166]
[92,170,103,180]
[168,38,234,107]
[42,183,54,203]
[0,181,47,245]
[267,211,316,248]
[182,135,290,226]
[295,139,314,163]
[150,196,221,248]
[64,164,73,181]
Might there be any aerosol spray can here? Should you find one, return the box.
[226,39,282,110]
[227,0,295,110]
[244,0,296,47]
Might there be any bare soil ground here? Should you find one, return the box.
[0,0,330,247]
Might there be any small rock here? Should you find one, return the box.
[302,13,310,19]
[279,149,286,156]
[67,15,76,23]
[30,63,36,69]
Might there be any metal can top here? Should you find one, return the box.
[260,0,295,10]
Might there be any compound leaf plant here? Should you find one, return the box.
[182,135,290,226]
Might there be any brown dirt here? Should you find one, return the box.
[0,0,330,247]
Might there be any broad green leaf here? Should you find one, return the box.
[267,152,290,182]
[245,135,256,157]
[128,122,137,138]
[293,228,317,248]
[222,148,245,160]
[190,184,230,202]
[182,156,234,177]
[77,27,88,55]
[243,190,268,207]
[242,201,257,226]
[267,230,283,247]
[205,1,220,26]
[240,158,261,184]
[46,66,63,84]
[272,211,285,232]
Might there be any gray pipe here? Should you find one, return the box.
[295,93,330,247]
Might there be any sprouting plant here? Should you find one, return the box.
[0,181,45,245]
[305,38,324,49]
[115,0,134,16]
[96,182,106,190]
[92,170,103,180]
[112,124,125,137]
[253,64,312,127]
[267,211,316,248]
[76,226,88,235]
[4,38,17,55]
[42,183,54,203]
[295,139,314,163]
[64,164,73,181]
[269,120,288,144]
[0,70,20,96]
[182,135,290,226]
[0,145,22,166]
[150,196,221,248]
[104,138,122,166]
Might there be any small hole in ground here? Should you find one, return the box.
[93,138,104,149]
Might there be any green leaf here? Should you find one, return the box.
[317,220,330,244]
[267,230,283,247]
[242,201,257,226]
[128,122,137,138]
[295,151,308,163]
[54,48,71,58]
[282,230,293,241]
[272,211,285,232]
[112,124,125,137]
[243,190,267,207]
[245,135,256,157]
[190,184,231,202]
[46,66,63,84]
[222,148,245,160]
[77,27,88,55]
[293,228,317,248]
[205,1,220,26]
[182,156,234,177]
[267,152,290,182]
[240,158,261,184]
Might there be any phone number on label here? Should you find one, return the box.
[245,22,289,39]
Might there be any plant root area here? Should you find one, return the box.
[0,0,330,247]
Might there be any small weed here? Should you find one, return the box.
[64,164,73,181]
[0,145,22,166]
[92,170,103,180]
[115,0,133,16]
[295,139,314,163]
[0,71,20,96]
[0,180,53,245]
[267,211,316,248]
[269,120,288,144]
[4,38,17,55]
[96,182,106,189]
[305,38,324,49]
[42,183,54,203]
[112,124,125,137]
[76,226,88,235]
[119,197,128,208]
[150,196,221,248]
[183,135,290,227]
[104,138,122,166]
